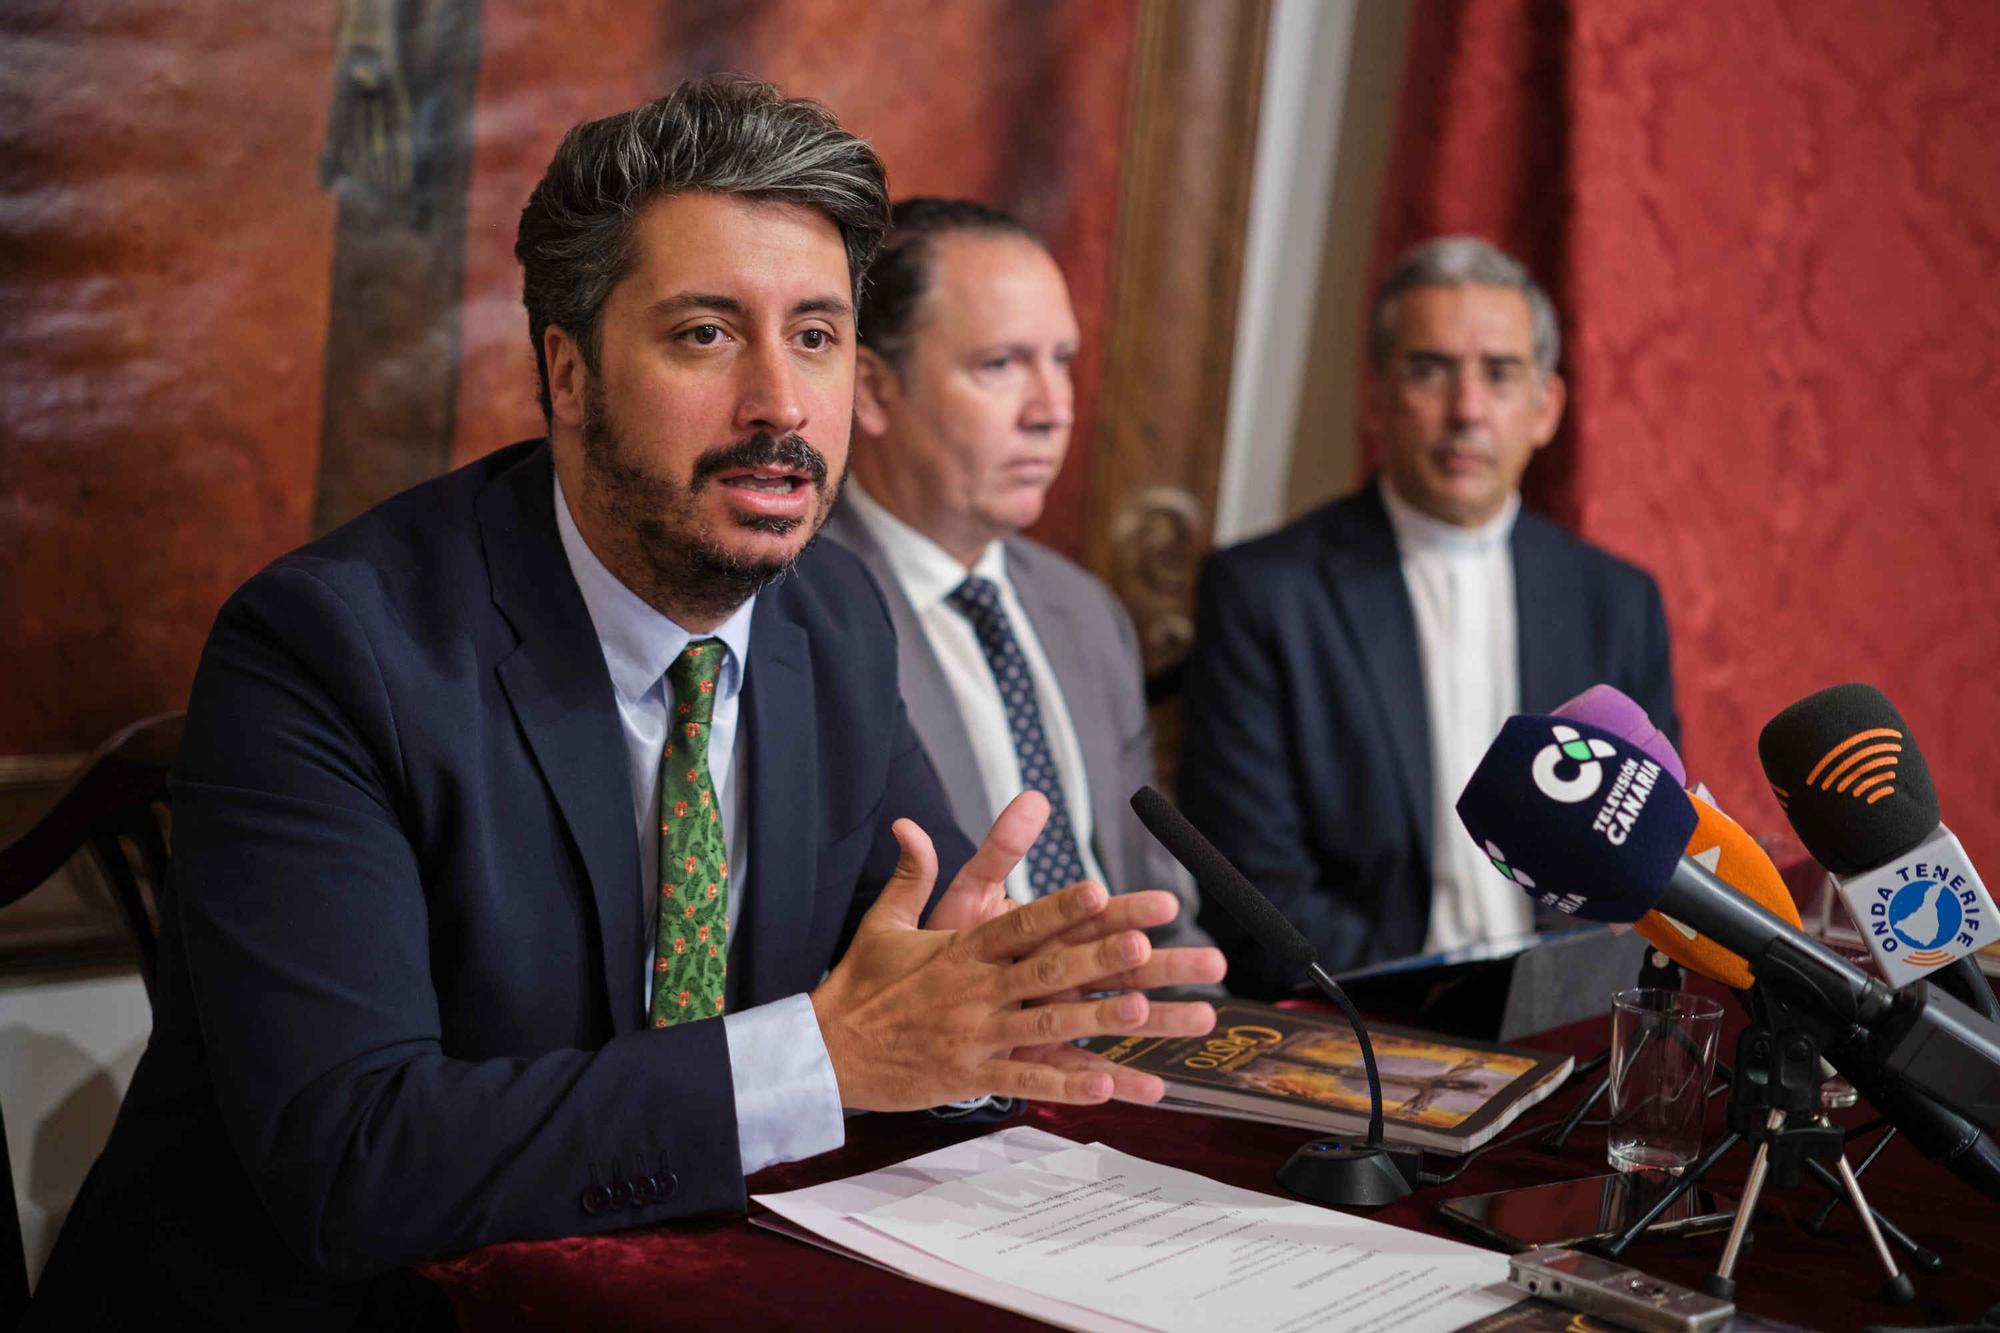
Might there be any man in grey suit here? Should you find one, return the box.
[823,198,1208,950]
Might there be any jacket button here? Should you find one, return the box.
[647,1171,678,1199]
[630,1175,656,1207]
[580,1185,611,1216]
[607,1178,634,1210]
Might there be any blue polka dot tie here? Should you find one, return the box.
[945,576,1089,897]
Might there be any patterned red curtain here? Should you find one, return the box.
[1373,0,2000,865]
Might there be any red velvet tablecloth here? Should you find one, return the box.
[422,1010,2000,1331]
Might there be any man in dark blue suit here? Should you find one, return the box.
[32,78,1220,1330]
[1181,238,1676,997]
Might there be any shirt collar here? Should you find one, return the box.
[1380,475,1520,555]
[843,479,1009,608]
[553,471,755,704]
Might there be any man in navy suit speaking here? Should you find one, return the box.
[1180,237,1676,997]
[32,78,1221,1330]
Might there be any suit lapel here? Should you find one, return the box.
[821,507,986,838]
[479,446,644,1034]
[736,603,818,1005]
[1322,484,1433,862]
[1007,540,1122,885]
[1511,510,1586,712]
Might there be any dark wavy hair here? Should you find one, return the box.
[514,75,891,420]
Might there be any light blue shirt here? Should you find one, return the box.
[553,475,844,1174]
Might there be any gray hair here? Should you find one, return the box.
[1367,236,1560,377]
[514,75,891,420]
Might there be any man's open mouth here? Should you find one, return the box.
[715,466,813,494]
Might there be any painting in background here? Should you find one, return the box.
[0,0,1140,759]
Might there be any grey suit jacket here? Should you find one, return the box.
[821,503,1210,951]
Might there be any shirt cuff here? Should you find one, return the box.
[722,993,845,1175]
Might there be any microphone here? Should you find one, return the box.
[1555,683,1687,787]
[1551,684,1799,985]
[1131,786,1416,1207]
[1467,710,2000,1195]
[1756,685,2000,1197]
[1758,683,1999,991]
[1455,714,2000,1136]
[1642,793,1804,991]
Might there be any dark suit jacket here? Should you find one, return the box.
[31,442,971,1330]
[1179,481,1677,996]
[820,504,1208,950]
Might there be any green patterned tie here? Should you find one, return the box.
[650,638,730,1027]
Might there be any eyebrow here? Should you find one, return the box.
[972,340,1081,360]
[647,292,854,321]
[1401,349,1531,370]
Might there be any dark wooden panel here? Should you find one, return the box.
[1083,0,1271,783]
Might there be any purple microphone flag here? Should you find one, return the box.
[1554,683,1687,787]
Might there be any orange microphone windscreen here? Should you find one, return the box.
[1634,792,1803,989]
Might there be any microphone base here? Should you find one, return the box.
[1278,1139,1420,1208]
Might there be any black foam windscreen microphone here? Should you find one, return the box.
[1454,714,1695,923]
[1759,682,1998,994]
[1131,785,1313,969]
[1757,682,1938,877]
[1130,787,1416,1207]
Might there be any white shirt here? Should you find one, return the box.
[843,482,1107,902]
[554,476,843,1174]
[1379,479,1533,951]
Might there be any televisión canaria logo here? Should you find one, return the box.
[1529,723,1665,847]
[1483,839,1535,889]
[1531,724,1618,803]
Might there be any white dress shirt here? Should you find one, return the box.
[842,482,1107,902]
[554,476,843,1174]
[1379,479,1534,951]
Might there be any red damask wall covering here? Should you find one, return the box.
[0,1,1136,755]
[1374,0,2000,863]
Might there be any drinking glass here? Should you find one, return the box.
[1607,988,1723,1175]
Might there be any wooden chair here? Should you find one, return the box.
[0,712,181,1324]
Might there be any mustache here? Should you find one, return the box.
[690,432,829,489]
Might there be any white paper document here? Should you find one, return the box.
[756,1129,1515,1333]
[753,1127,1147,1332]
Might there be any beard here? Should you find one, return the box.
[578,379,840,625]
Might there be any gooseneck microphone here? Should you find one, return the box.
[1455,715,2000,1139]
[1130,787,1416,1207]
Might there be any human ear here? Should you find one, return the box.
[1530,371,1567,448]
[544,326,588,431]
[853,346,899,438]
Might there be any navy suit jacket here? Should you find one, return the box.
[1179,481,1677,996]
[32,442,971,1330]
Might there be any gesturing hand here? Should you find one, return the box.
[920,790,1228,1102]
[810,811,1218,1112]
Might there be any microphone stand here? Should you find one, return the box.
[1597,983,1917,1305]
[1275,963,1420,1208]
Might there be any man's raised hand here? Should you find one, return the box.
[809,815,1217,1112]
